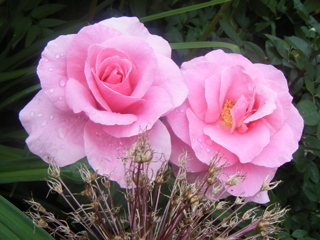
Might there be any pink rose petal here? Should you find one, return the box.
[204,121,270,163]
[65,78,137,125]
[84,120,171,187]
[19,91,87,166]
[251,123,298,167]
[186,109,238,166]
[103,86,173,137]
[37,34,75,111]
[220,162,276,201]
[67,23,122,86]
[99,17,171,57]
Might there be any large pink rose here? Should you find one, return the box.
[166,49,303,203]
[19,17,188,187]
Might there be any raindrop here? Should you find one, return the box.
[57,127,68,139]
[200,145,204,149]
[37,113,44,118]
[30,111,35,118]
[49,88,54,94]
[119,141,123,145]
[55,53,61,59]
[180,109,185,113]
[192,138,196,142]
[205,139,212,146]
[44,58,49,62]
[59,96,63,100]
[59,80,66,87]
[41,120,48,127]
[205,148,210,153]
[49,115,54,120]
[60,53,64,57]
[197,138,202,143]
[48,67,53,72]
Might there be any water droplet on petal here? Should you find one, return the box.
[57,127,68,139]
[55,53,60,59]
[59,80,66,87]
[59,96,63,100]
[192,138,196,142]
[37,113,43,118]
[205,139,212,145]
[30,111,35,118]
[197,138,202,143]
[180,109,185,113]
[200,145,203,149]
[39,149,43,153]
[41,120,48,127]
[60,53,64,57]
[119,141,123,145]
[49,115,54,120]
[206,148,210,153]
[48,67,53,72]
[49,88,54,94]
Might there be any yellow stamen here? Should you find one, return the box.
[221,100,235,128]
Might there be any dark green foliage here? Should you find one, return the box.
[0,0,319,239]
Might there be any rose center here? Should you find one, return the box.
[221,100,235,128]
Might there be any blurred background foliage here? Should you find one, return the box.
[0,0,319,239]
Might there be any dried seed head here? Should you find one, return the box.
[48,164,60,178]
[226,172,245,186]
[235,197,245,205]
[206,177,216,186]
[47,179,63,194]
[261,180,282,191]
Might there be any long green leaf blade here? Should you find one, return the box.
[139,0,230,22]
[170,41,241,53]
[0,195,54,240]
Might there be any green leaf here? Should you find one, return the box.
[30,4,66,19]
[140,0,230,22]
[0,195,54,240]
[219,20,243,46]
[0,67,35,83]
[25,25,41,48]
[39,18,67,27]
[242,41,266,63]
[308,160,320,183]
[170,41,241,53]
[292,229,308,238]
[296,100,320,126]
[285,36,311,55]
[0,157,49,184]
[0,84,40,111]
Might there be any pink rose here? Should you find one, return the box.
[166,50,303,203]
[19,17,188,187]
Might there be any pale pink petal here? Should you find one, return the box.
[153,54,188,108]
[220,162,276,201]
[204,121,270,163]
[84,120,171,187]
[37,34,75,111]
[165,101,192,145]
[186,109,238,166]
[251,123,298,167]
[103,86,173,137]
[65,78,137,125]
[205,50,253,70]
[244,84,278,123]
[96,35,158,99]
[230,95,249,131]
[166,122,208,172]
[286,105,304,141]
[220,65,254,105]
[204,72,222,123]
[67,24,122,85]
[182,61,213,120]
[254,63,289,90]
[19,91,86,166]
[99,17,171,57]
